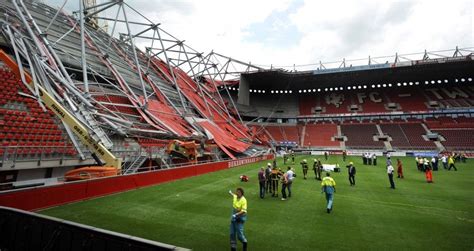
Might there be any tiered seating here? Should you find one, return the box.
[455,116,474,128]
[424,117,457,129]
[303,124,339,147]
[265,126,285,142]
[94,95,141,116]
[399,124,436,149]
[0,68,75,157]
[380,124,411,149]
[341,124,384,149]
[264,125,300,144]
[424,116,474,150]
[433,129,474,150]
[299,88,434,116]
[281,126,300,143]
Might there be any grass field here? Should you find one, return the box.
[40,155,474,250]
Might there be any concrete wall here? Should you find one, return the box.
[237,75,250,106]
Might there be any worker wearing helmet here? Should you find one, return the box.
[321,172,336,213]
[300,159,309,179]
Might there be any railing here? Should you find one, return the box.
[128,157,235,174]
[256,47,474,72]
[0,145,144,167]
[0,146,81,164]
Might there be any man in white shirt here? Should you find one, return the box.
[281,167,295,200]
[387,165,395,189]
[441,155,447,169]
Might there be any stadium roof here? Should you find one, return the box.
[241,55,474,90]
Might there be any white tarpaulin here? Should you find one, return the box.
[322,164,339,172]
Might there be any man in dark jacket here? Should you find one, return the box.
[346,162,356,186]
[258,167,266,199]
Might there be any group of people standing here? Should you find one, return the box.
[258,163,295,201]
[362,152,377,166]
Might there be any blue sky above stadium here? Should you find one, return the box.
[46,0,473,69]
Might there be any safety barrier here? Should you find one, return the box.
[0,155,273,211]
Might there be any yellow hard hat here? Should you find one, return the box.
[350,162,353,165]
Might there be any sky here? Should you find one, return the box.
[46,0,473,70]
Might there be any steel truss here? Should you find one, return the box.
[0,0,267,160]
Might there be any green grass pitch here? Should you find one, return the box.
[40,155,474,250]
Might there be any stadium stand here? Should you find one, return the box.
[399,123,436,149]
[303,123,339,147]
[264,125,285,142]
[434,129,474,150]
[341,124,384,149]
[0,68,76,158]
[299,88,434,115]
[281,126,300,143]
[297,87,474,116]
[264,125,300,144]
[380,124,412,149]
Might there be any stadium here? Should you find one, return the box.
[0,0,473,250]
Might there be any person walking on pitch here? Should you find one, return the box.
[346,162,356,186]
[321,172,336,213]
[228,188,248,251]
[387,164,395,189]
[441,155,448,169]
[397,159,404,178]
[258,167,266,198]
[448,155,457,171]
[285,166,295,198]
[281,169,290,201]
[425,163,433,183]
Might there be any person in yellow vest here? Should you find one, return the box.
[321,172,336,214]
[228,188,248,251]
[448,155,457,171]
